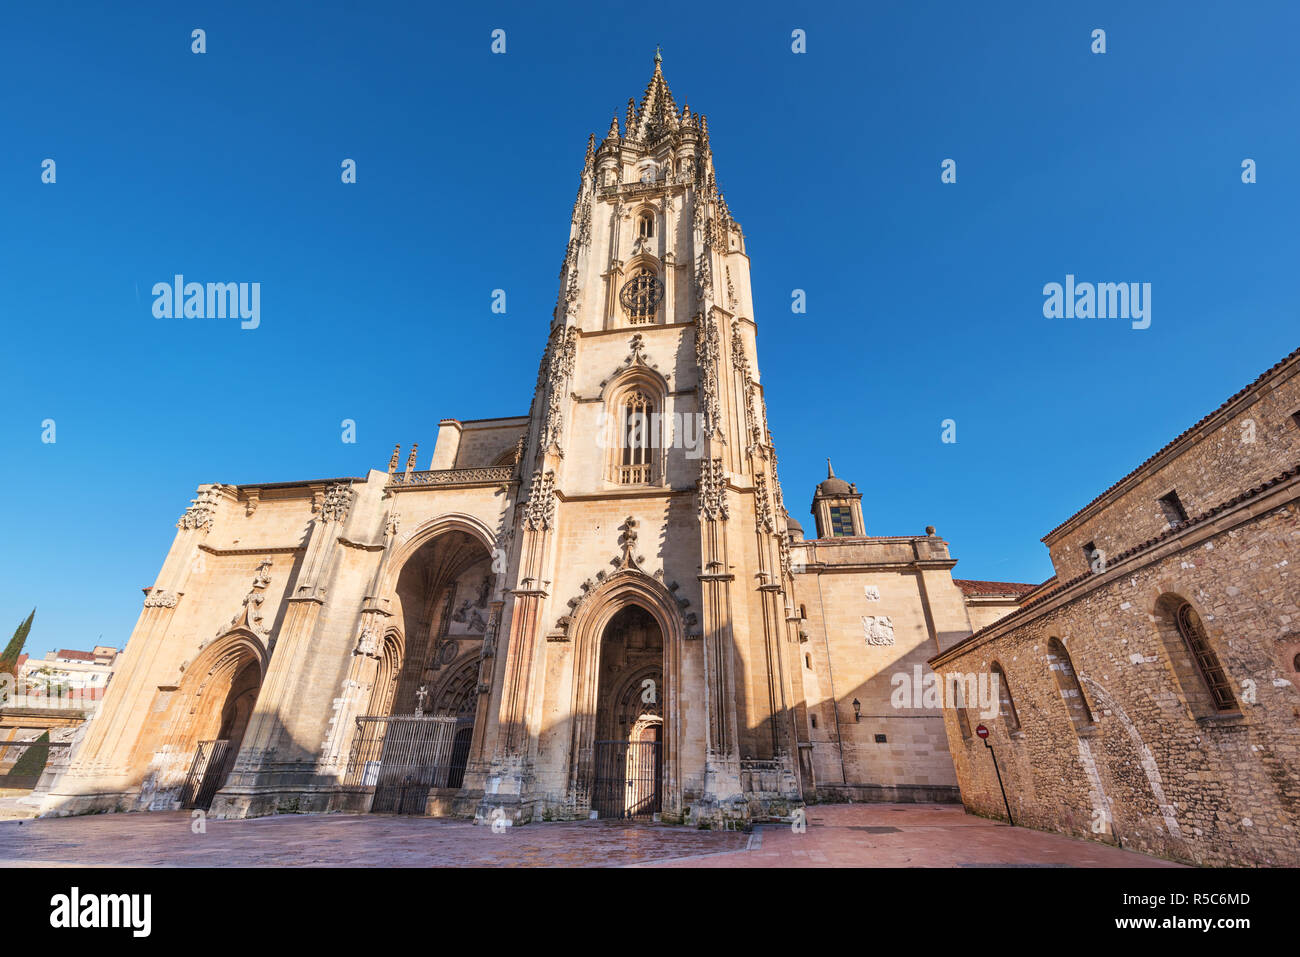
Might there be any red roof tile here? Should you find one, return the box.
[953,579,1040,598]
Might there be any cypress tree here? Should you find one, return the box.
[0,609,34,679]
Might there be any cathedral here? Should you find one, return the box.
[45,55,1042,826]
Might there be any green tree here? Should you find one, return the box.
[0,609,35,678]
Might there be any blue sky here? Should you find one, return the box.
[2,1,1297,656]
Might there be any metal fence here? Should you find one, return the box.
[179,739,232,810]
[345,715,468,815]
[592,740,662,819]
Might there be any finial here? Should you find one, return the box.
[388,443,400,474]
[827,458,835,479]
[654,46,662,66]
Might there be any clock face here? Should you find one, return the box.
[620,273,665,315]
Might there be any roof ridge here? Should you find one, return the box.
[1042,345,1300,542]
[940,462,1300,659]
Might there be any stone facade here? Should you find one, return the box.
[932,348,1300,866]
[43,56,1027,827]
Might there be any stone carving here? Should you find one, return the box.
[386,512,401,538]
[617,515,644,569]
[695,249,713,299]
[698,458,729,521]
[388,444,401,473]
[863,586,881,601]
[540,328,578,452]
[405,444,419,473]
[754,473,775,533]
[523,469,557,531]
[414,685,428,716]
[178,487,222,531]
[320,483,354,524]
[862,616,895,646]
[227,559,273,639]
[356,628,382,658]
[389,467,513,488]
[695,312,722,438]
[144,589,179,608]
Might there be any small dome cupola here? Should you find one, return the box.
[811,459,865,538]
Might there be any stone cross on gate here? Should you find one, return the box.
[414,684,429,716]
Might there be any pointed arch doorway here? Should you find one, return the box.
[591,604,664,819]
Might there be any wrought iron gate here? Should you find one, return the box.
[179,739,231,811]
[345,715,463,815]
[592,739,662,819]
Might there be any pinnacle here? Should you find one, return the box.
[827,459,836,478]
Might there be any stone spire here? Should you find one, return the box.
[631,49,680,142]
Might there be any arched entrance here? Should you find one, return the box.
[591,605,664,819]
[347,526,494,814]
[172,636,266,811]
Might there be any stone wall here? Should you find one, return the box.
[934,478,1300,866]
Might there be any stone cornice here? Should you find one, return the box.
[198,544,304,556]
[795,559,958,575]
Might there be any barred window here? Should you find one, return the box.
[829,506,854,537]
[618,392,653,485]
[1175,602,1236,711]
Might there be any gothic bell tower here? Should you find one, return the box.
[474,52,808,825]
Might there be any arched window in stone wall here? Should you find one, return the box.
[1153,594,1239,717]
[603,370,665,488]
[1046,638,1094,733]
[621,265,662,325]
[947,672,974,741]
[618,391,654,485]
[636,210,654,239]
[1175,602,1237,712]
[990,662,1021,733]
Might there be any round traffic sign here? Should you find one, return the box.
[975,724,989,739]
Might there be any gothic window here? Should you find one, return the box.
[1046,638,1094,733]
[829,506,854,537]
[1174,601,1236,712]
[620,266,663,325]
[618,391,654,485]
[636,211,654,239]
[990,662,1021,733]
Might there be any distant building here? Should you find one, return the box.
[18,645,120,702]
